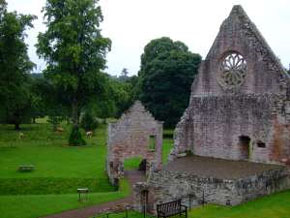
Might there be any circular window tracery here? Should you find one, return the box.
[218,52,247,89]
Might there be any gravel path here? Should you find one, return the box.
[42,170,145,218]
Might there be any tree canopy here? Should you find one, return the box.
[138,37,201,127]
[37,0,111,145]
[0,0,36,129]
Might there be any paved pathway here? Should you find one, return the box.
[42,170,145,218]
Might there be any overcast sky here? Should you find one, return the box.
[7,0,290,76]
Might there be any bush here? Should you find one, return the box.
[80,111,98,132]
[47,115,64,131]
[68,126,86,146]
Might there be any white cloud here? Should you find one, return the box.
[7,0,290,75]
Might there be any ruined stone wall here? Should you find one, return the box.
[107,101,163,185]
[174,94,290,163]
[134,6,290,214]
[171,5,290,165]
[134,167,290,212]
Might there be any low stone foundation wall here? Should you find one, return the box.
[134,167,290,213]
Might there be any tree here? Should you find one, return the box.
[109,75,135,117]
[0,0,36,130]
[33,76,69,130]
[118,68,129,82]
[37,0,111,145]
[29,75,47,123]
[80,108,98,132]
[138,37,201,127]
[90,73,135,119]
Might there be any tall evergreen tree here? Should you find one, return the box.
[37,0,111,145]
[0,0,36,130]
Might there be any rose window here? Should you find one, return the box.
[219,52,247,89]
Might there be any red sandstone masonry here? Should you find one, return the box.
[107,101,163,185]
[171,5,290,165]
[136,5,290,213]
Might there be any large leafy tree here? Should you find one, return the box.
[88,73,135,119]
[0,0,36,130]
[138,37,201,128]
[32,75,69,130]
[37,0,111,145]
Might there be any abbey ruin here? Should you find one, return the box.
[170,5,290,165]
[134,5,290,211]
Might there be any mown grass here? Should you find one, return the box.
[162,138,173,164]
[0,122,105,178]
[190,189,290,218]
[0,121,121,218]
[0,122,114,195]
[124,156,143,170]
[0,120,174,218]
[0,179,130,218]
[0,177,115,195]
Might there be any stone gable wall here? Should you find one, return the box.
[107,101,163,185]
[171,5,290,165]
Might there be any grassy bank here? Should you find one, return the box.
[190,189,290,218]
[0,179,130,218]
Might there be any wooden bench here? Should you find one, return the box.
[77,188,89,201]
[18,165,35,172]
[157,199,187,218]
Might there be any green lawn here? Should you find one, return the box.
[0,122,123,218]
[0,121,174,218]
[0,179,130,218]
[190,189,290,218]
[124,156,143,170]
[162,138,173,164]
[0,122,114,194]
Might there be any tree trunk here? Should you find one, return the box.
[69,100,86,146]
[15,123,20,130]
[72,100,80,128]
[14,111,21,130]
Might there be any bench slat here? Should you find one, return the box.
[157,199,187,218]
